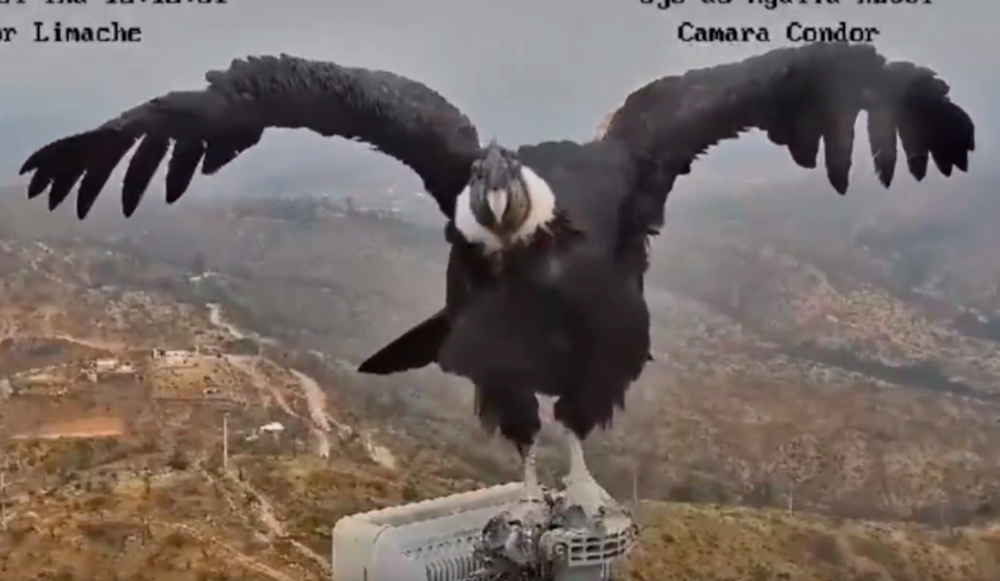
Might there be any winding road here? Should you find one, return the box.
[204,302,396,468]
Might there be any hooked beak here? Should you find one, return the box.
[471,186,510,233]
[486,190,508,226]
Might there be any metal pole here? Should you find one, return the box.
[1,471,7,532]
[787,480,794,515]
[223,413,229,472]
[631,461,639,522]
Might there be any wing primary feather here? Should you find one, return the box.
[46,164,87,211]
[866,107,897,188]
[823,108,859,195]
[76,132,139,219]
[77,134,137,214]
[27,170,52,199]
[18,54,482,218]
[166,140,205,204]
[897,114,929,182]
[600,42,973,222]
[122,135,171,217]
[201,137,256,175]
[787,107,822,169]
[24,134,90,198]
[20,134,73,176]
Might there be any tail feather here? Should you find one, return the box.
[358,309,450,375]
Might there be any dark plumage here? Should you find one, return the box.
[19,43,975,514]
[19,55,481,219]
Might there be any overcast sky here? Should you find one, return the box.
[0,0,992,203]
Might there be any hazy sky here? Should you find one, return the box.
[0,0,992,200]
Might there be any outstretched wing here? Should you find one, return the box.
[19,54,483,219]
[600,42,974,226]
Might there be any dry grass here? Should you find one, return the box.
[621,502,1000,581]
[0,462,313,581]
[5,438,997,581]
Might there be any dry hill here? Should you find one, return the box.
[1,167,1000,579]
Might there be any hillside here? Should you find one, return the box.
[622,502,1000,581]
[1,165,1000,579]
[8,171,999,519]
[0,236,423,581]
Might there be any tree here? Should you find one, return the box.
[167,448,190,471]
[402,479,421,502]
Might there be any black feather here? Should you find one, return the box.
[18,54,483,218]
[358,310,450,375]
[27,170,52,200]
[122,136,170,217]
[603,42,974,212]
[17,42,976,460]
[165,140,205,204]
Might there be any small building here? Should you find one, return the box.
[92,358,135,374]
[151,349,197,368]
[94,358,119,372]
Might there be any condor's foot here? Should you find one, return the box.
[520,442,544,502]
[558,430,623,527]
[480,445,551,570]
[489,441,548,547]
[562,471,618,519]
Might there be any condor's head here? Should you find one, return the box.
[454,140,556,252]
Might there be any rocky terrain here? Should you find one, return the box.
[1,161,1000,580]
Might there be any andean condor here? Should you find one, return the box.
[18,42,975,518]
